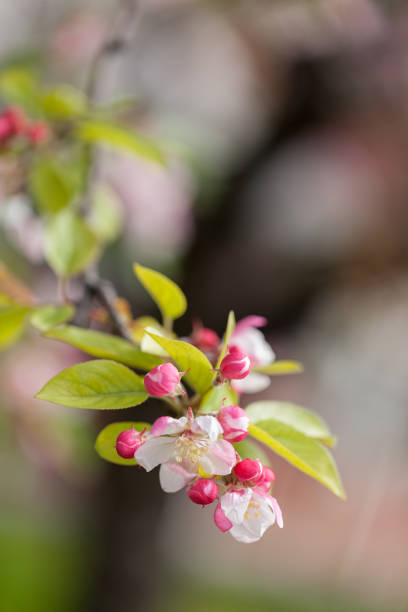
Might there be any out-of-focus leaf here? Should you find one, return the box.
[248,421,345,499]
[0,261,35,305]
[76,120,165,164]
[95,421,150,466]
[35,359,148,410]
[44,208,99,277]
[215,310,235,369]
[134,263,187,322]
[30,304,74,332]
[252,361,304,375]
[0,67,40,113]
[233,438,270,466]
[0,304,30,349]
[246,401,335,446]
[147,332,214,394]
[88,184,123,243]
[46,326,163,370]
[29,154,76,215]
[199,382,238,414]
[41,85,88,119]
[131,316,162,343]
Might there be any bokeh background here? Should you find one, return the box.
[0,1,407,611]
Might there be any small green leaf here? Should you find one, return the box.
[46,326,164,371]
[234,438,271,466]
[246,401,335,446]
[30,304,74,332]
[95,421,150,466]
[249,421,345,498]
[252,360,304,375]
[29,154,76,214]
[134,263,187,322]
[41,85,88,119]
[35,359,148,410]
[215,310,235,369]
[147,332,214,394]
[44,208,99,277]
[0,67,40,113]
[200,382,238,414]
[76,120,165,165]
[0,305,30,349]
[88,184,123,243]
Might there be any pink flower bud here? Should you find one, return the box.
[4,107,26,135]
[192,327,220,351]
[256,465,276,491]
[115,428,143,459]
[144,362,182,397]
[220,346,251,380]
[233,458,263,483]
[26,121,50,146]
[214,502,233,532]
[0,115,12,141]
[187,479,219,505]
[217,405,249,442]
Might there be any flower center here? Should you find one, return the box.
[174,435,209,465]
[244,500,260,520]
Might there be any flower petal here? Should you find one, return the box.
[268,495,284,528]
[214,502,233,533]
[159,462,195,493]
[199,439,236,476]
[233,372,271,394]
[233,316,267,334]
[220,488,252,524]
[150,416,187,436]
[134,437,176,471]
[191,415,223,441]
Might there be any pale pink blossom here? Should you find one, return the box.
[214,487,283,543]
[135,411,236,493]
[217,404,249,442]
[230,316,275,393]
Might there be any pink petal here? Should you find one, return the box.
[220,488,252,524]
[233,316,267,335]
[150,415,187,436]
[214,502,233,533]
[269,495,284,528]
[159,462,195,493]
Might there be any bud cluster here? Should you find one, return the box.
[0,106,50,147]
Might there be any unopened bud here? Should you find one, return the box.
[233,458,263,483]
[217,405,249,442]
[187,479,218,505]
[220,346,251,380]
[116,428,143,459]
[144,362,183,397]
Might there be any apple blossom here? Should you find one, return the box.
[220,346,251,380]
[217,404,249,442]
[256,466,276,492]
[116,428,144,459]
[214,487,283,543]
[144,362,184,397]
[191,326,220,352]
[187,478,219,505]
[134,410,236,493]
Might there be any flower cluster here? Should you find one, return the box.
[116,407,282,543]
[0,106,50,147]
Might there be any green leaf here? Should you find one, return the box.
[0,305,30,349]
[147,332,214,394]
[46,326,164,371]
[44,208,99,277]
[41,85,88,119]
[29,154,76,214]
[248,422,345,498]
[35,359,148,410]
[95,421,150,466]
[233,438,271,466]
[30,304,74,332]
[215,310,235,369]
[134,263,187,322]
[0,67,40,113]
[245,401,335,446]
[88,184,123,243]
[76,120,165,165]
[252,360,304,375]
[200,382,238,414]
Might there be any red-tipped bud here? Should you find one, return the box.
[217,405,249,442]
[233,458,263,483]
[192,327,220,352]
[220,346,251,380]
[115,428,143,459]
[26,121,50,145]
[4,107,26,135]
[144,362,182,397]
[256,465,276,491]
[187,479,219,505]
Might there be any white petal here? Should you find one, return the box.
[232,327,275,366]
[159,462,195,493]
[150,416,187,436]
[229,523,262,544]
[221,489,252,524]
[134,437,176,471]
[268,495,283,528]
[199,439,236,476]
[191,415,222,441]
[233,372,271,394]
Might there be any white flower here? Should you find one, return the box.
[135,412,236,493]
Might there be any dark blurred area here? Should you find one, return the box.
[0,1,408,611]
